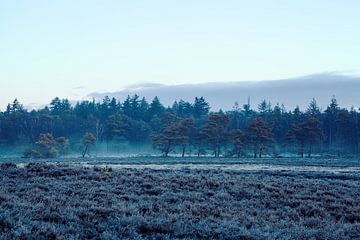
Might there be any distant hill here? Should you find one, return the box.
[89,73,360,111]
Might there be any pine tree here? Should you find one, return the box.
[324,96,339,149]
[33,133,58,158]
[193,97,210,118]
[228,129,245,158]
[147,96,165,120]
[177,118,195,157]
[246,118,273,158]
[56,137,70,156]
[202,114,229,157]
[286,117,323,158]
[306,98,320,117]
[152,123,187,157]
[81,133,96,158]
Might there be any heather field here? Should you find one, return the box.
[1,158,360,240]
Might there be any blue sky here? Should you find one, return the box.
[0,0,359,109]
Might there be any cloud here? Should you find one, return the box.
[88,73,360,111]
[73,86,86,90]
[24,103,47,110]
[125,83,165,90]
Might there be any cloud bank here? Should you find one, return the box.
[88,73,360,111]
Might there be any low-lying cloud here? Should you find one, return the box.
[88,73,360,111]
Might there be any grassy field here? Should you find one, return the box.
[1,160,360,239]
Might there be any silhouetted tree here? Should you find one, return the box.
[324,96,339,149]
[152,123,187,157]
[147,97,165,120]
[246,118,273,158]
[105,114,131,141]
[258,99,271,118]
[50,97,72,115]
[202,114,229,157]
[286,117,323,158]
[285,123,307,158]
[307,98,321,117]
[335,109,353,154]
[24,133,58,158]
[174,100,193,118]
[193,97,210,118]
[177,118,195,157]
[56,137,70,156]
[228,129,245,158]
[81,133,96,158]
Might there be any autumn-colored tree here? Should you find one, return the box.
[286,117,323,158]
[245,118,273,158]
[23,133,57,158]
[192,128,207,157]
[202,114,229,157]
[285,124,306,158]
[228,129,246,158]
[161,112,178,129]
[152,123,187,157]
[23,134,70,158]
[177,118,195,157]
[56,137,70,156]
[81,132,96,158]
[36,133,58,158]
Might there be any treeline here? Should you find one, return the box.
[0,95,359,158]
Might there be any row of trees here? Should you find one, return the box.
[0,96,210,146]
[152,115,322,158]
[0,95,359,158]
[23,132,96,159]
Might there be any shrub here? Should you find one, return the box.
[23,134,70,159]
[0,162,16,170]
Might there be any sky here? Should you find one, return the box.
[0,0,360,110]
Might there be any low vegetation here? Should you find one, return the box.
[23,133,68,159]
[0,163,359,239]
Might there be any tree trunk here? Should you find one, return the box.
[300,145,304,158]
[82,145,88,158]
[165,142,170,157]
[259,147,262,158]
[182,146,185,157]
[329,125,332,149]
[308,145,312,158]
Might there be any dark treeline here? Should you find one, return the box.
[0,95,359,158]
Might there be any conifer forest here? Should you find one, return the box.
[0,96,359,159]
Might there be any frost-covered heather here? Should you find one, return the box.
[1,163,360,239]
[2,156,360,168]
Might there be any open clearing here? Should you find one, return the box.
[0,158,360,239]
